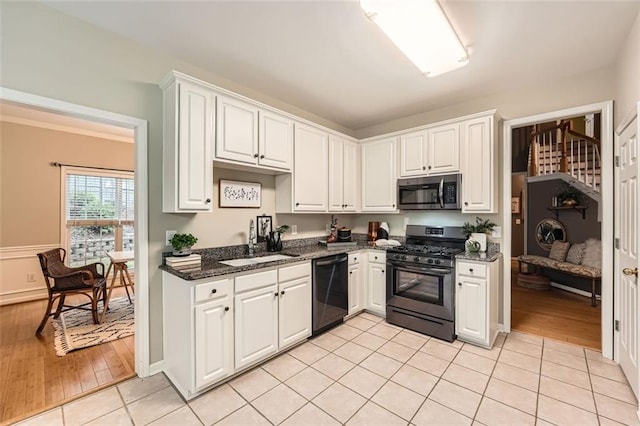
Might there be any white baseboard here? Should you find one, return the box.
[551,281,601,300]
[148,360,165,377]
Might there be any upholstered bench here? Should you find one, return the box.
[517,239,602,307]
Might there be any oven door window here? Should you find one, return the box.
[393,268,444,305]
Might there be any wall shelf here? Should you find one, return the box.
[547,205,588,220]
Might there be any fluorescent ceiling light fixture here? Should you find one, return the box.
[360,0,469,77]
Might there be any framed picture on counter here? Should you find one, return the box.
[219,179,261,208]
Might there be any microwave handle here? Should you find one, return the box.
[438,178,444,208]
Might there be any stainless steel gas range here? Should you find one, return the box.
[385,225,466,342]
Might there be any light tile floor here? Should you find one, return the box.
[15,312,640,426]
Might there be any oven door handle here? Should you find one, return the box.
[438,178,444,208]
[388,262,452,276]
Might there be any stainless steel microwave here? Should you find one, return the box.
[397,174,462,210]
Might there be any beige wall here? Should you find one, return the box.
[614,10,640,125]
[0,1,631,364]
[0,121,134,247]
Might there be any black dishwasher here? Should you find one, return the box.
[312,253,349,336]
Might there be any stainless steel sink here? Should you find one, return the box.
[219,254,294,267]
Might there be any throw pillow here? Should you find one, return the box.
[581,238,602,269]
[548,241,571,261]
[566,243,586,264]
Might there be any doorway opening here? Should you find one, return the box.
[502,101,614,359]
[510,115,602,349]
[0,89,148,423]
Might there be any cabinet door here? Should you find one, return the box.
[427,123,460,174]
[328,135,345,212]
[461,116,494,212]
[348,263,362,316]
[177,82,214,211]
[342,140,359,212]
[367,263,386,316]
[195,296,233,390]
[259,110,293,171]
[279,276,312,349]
[362,137,397,212]
[234,284,278,370]
[216,95,259,164]
[456,275,487,343]
[294,124,328,211]
[400,131,427,177]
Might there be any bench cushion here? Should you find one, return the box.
[518,255,601,278]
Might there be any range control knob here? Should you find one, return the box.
[414,257,420,262]
[401,255,407,261]
[435,259,441,265]
[427,259,434,264]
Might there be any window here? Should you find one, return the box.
[62,167,134,269]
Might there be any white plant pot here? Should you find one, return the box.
[470,233,487,252]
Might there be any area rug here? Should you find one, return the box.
[52,297,134,356]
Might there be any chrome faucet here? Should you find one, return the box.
[248,219,256,257]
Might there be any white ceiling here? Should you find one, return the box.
[41,0,639,131]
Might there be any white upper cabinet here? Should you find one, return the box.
[162,77,214,213]
[259,110,293,171]
[399,124,460,177]
[293,123,329,212]
[361,137,398,212]
[399,131,428,177]
[215,95,259,164]
[461,114,496,213]
[428,123,460,174]
[329,135,359,212]
[215,95,293,172]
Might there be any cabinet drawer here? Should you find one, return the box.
[279,262,311,282]
[368,251,385,264]
[348,252,361,265]
[457,262,487,278]
[235,269,278,293]
[195,278,231,303]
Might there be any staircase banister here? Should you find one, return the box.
[566,129,601,148]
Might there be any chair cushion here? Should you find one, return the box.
[548,241,570,261]
[566,243,586,264]
[582,238,602,269]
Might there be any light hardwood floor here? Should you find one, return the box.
[0,288,135,423]
[511,260,601,350]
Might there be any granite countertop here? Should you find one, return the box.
[456,250,502,263]
[160,240,386,281]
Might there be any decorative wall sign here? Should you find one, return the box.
[219,180,261,208]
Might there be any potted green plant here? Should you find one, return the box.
[462,217,497,253]
[169,233,198,257]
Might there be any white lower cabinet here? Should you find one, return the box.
[163,273,234,398]
[162,261,311,400]
[234,270,279,370]
[348,253,364,316]
[455,258,500,348]
[195,296,233,390]
[366,251,386,316]
[278,270,312,348]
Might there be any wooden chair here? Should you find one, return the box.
[36,248,107,334]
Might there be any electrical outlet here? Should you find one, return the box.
[291,225,298,235]
[491,226,502,238]
[166,230,177,246]
[27,273,36,283]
